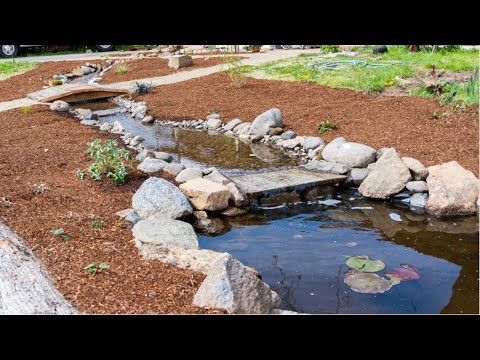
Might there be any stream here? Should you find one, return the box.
[78,100,479,314]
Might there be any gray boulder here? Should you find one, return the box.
[281,130,296,140]
[99,123,112,132]
[163,163,186,177]
[303,136,324,151]
[193,254,281,314]
[125,212,142,224]
[175,167,204,183]
[425,161,479,216]
[226,182,247,207]
[358,148,411,199]
[322,137,376,168]
[410,193,428,209]
[206,118,222,130]
[132,216,198,249]
[349,168,370,185]
[224,119,242,131]
[132,177,192,219]
[204,169,231,185]
[233,122,251,134]
[402,157,428,181]
[141,115,154,124]
[179,178,231,211]
[168,55,193,69]
[248,108,283,136]
[268,127,284,136]
[406,181,428,193]
[136,149,155,161]
[50,100,70,112]
[154,152,174,162]
[137,158,168,173]
[80,119,97,126]
[376,147,393,160]
[302,160,350,175]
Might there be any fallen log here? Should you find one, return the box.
[0,221,78,314]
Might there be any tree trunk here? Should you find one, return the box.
[0,221,78,314]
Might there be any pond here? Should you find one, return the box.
[98,102,479,314]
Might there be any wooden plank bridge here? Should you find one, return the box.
[27,84,128,103]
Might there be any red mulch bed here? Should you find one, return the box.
[0,106,222,314]
[139,73,479,175]
[100,57,225,84]
[0,60,100,102]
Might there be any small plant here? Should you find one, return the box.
[84,262,110,274]
[52,115,60,121]
[425,64,446,97]
[50,79,63,86]
[464,68,479,107]
[78,139,133,185]
[22,106,30,116]
[130,81,153,95]
[432,111,448,120]
[222,55,247,88]
[51,228,71,241]
[116,64,128,74]
[245,45,262,51]
[318,119,336,134]
[320,45,341,54]
[207,108,220,115]
[91,217,104,230]
[166,101,174,107]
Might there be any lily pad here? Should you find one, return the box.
[346,255,386,272]
[385,266,420,283]
[344,269,392,294]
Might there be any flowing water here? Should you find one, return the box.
[95,102,479,314]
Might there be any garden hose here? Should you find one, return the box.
[311,60,403,70]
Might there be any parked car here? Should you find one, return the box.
[0,45,116,57]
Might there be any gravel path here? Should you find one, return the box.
[0,49,312,112]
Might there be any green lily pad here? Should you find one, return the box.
[346,255,386,272]
[344,269,392,294]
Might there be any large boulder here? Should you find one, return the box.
[303,136,324,151]
[132,177,192,219]
[193,254,281,314]
[50,100,70,112]
[175,167,204,183]
[302,160,350,175]
[137,158,168,173]
[401,157,428,181]
[168,55,193,69]
[180,178,230,211]
[322,137,376,168]
[248,108,283,137]
[132,216,198,249]
[425,161,479,215]
[358,148,411,199]
[224,119,242,131]
[163,163,186,176]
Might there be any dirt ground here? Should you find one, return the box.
[100,57,225,84]
[139,72,479,175]
[0,61,99,102]
[0,106,222,314]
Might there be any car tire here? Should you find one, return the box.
[95,45,115,52]
[0,45,19,57]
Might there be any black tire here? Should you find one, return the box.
[95,45,115,52]
[0,45,19,57]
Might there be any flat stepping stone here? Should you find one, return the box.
[27,84,128,103]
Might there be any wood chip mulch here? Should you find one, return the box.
[0,60,97,103]
[100,57,225,84]
[139,72,479,175]
[0,106,224,314]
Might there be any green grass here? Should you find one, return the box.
[254,56,417,92]
[0,61,37,79]
[357,46,479,71]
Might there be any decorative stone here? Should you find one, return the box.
[163,163,186,177]
[426,161,479,215]
[141,115,154,124]
[377,147,393,160]
[193,254,281,314]
[302,160,350,175]
[349,168,370,185]
[116,208,134,218]
[137,158,168,173]
[410,193,428,209]
[248,108,283,136]
[136,149,155,161]
[203,169,231,185]
[268,127,284,136]
[206,118,222,130]
[322,137,376,168]
[50,100,70,112]
[99,123,112,131]
[224,119,242,131]
[402,157,428,181]
[154,152,174,162]
[406,181,428,193]
[179,178,231,211]
[168,55,193,69]
[226,182,247,207]
[303,136,324,151]
[132,177,192,219]
[175,167,204,183]
[358,148,411,199]
[281,130,296,140]
[234,122,251,134]
[132,216,198,249]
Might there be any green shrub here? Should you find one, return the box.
[320,45,341,54]
[116,64,128,74]
[318,119,336,134]
[78,139,133,185]
[22,106,30,116]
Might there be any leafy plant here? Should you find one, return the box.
[245,45,262,51]
[222,55,247,88]
[130,81,153,95]
[51,228,71,241]
[116,64,128,74]
[464,68,479,107]
[425,64,445,97]
[166,101,174,107]
[50,79,63,86]
[91,217,104,230]
[22,106,30,116]
[317,119,336,134]
[84,262,110,274]
[76,169,85,180]
[320,45,341,54]
[79,139,133,185]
